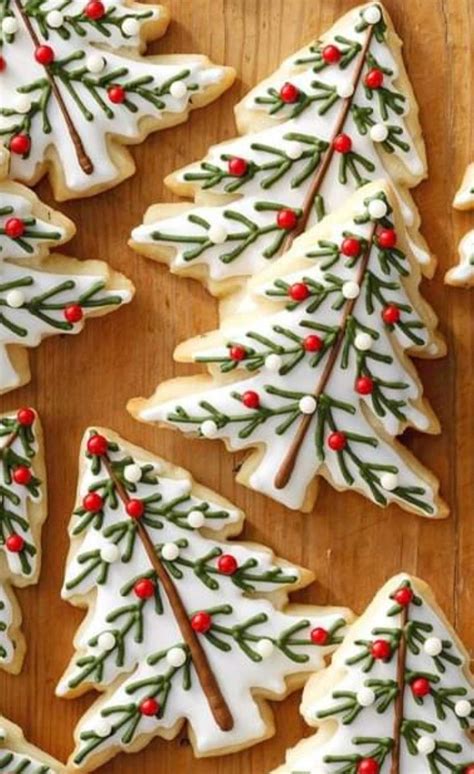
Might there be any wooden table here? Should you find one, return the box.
[1,1,473,771]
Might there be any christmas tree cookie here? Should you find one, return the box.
[0,407,46,674]
[0,716,65,772]
[0,149,133,395]
[272,574,474,774]
[58,428,352,770]
[129,182,447,516]
[131,2,433,304]
[445,164,474,287]
[0,0,234,200]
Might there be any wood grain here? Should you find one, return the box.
[0,1,473,772]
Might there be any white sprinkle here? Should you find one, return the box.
[423,637,442,656]
[2,17,19,34]
[342,281,360,299]
[162,542,180,561]
[416,736,436,755]
[256,639,274,659]
[100,543,120,564]
[166,647,187,667]
[363,5,382,24]
[200,420,218,438]
[86,53,106,74]
[368,198,388,219]
[354,332,372,351]
[337,82,354,99]
[46,9,64,27]
[265,353,282,372]
[170,80,188,99]
[380,472,399,491]
[299,395,317,415]
[370,123,389,143]
[6,289,25,308]
[208,223,228,244]
[123,463,142,483]
[187,510,205,528]
[122,17,140,36]
[285,141,304,160]
[97,632,116,651]
[94,718,112,738]
[357,687,376,707]
[454,699,471,718]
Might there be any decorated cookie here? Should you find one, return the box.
[0,1,234,200]
[0,408,46,674]
[0,150,133,395]
[0,716,65,772]
[58,428,352,770]
[131,2,433,307]
[445,163,474,287]
[129,182,447,516]
[272,574,474,774]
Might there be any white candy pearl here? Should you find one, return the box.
[87,53,106,74]
[265,353,282,372]
[455,699,471,718]
[356,687,376,707]
[14,94,32,114]
[370,123,389,143]
[200,419,218,438]
[256,638,274,659]
[354,332,372,351]
[162,542,180,561]
[380,472,399,491]
[123,463,142,483]
[170,80,187,99]
[122,17,140,36]
[342,281,360,299]
[363,5,382,25]
[166,647,187,667]
[337,82,354,99]
[368,199,388,219]
[208,223,228,244]
[46,10,64,27]
[97,632,116,651]
[423,637,442,656]
[299,395,317,415]
[6,289,25,308]
[187,510,205,528]
[416,736,436,755]
[95,718,112,738]
[2,17,19,34]
[100,543,120,563]
[285,142,304,160]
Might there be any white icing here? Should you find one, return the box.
[446,230,474,286]
[0,585,14,666]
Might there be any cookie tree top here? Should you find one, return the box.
[273,574,474,774]
[445,163,474,287]
[131,2,433,299]
[0,0,234,200]
[0,717,65,772]
[0,408,46,674]
[130,182,446,516]
[0,150,133,395]
[58,428,351,770]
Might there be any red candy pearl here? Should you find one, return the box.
[217,554,238,575]
[83,492,104,512]
[87,434,108,456]
[327,431,347,451]
[35,45,55,65]
[322,44,341,64]
[382,304,400,325]
[0,56,6,72]
[17,407,35,426]
[303,334,323,352]
[191,611,212,633]
[242,391,260,409]
[378,228,397,249]
[229,345,246,361]
[84,0,105,19]
[228,157,248,177]
[355,376,374,395]
[357,759,380,774]
[394,586,414,606]
[463,767,474,774]
[134,578,155,599]
[6,534,25,553]
[333,133,352,154]
[288,282,310,301]
[13,466,32,486]
[139,698,159,716]
[365,68,384,89]
[5,217,25,238]
[341,237,362,258]
[310,627,329,645]
[10,134,31,155]
[371,639,392,660]
[108,85,126,104]
[411,677,431,697]
[277,209,298,230]
[126,499,145,519]
[64,304,84,323]
[279,82,299,103]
